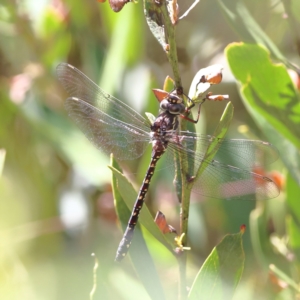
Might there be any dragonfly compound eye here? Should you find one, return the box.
[168,103,185,114]
[160,99,185,115]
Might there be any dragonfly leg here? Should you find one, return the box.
[180,100,205,124]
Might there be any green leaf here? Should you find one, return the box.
[194,101,234,181]
[0,149,6,176]
[291,0,300,23]
[163,76,175,92]
[249,207,269,268]
[226,43,300,147]
[226,43,300,183]
[286,173,300,222]
[211,101,234,145]
[21,101,111,186]
[218,0,290,67]
[99,4,144,94]
[109,157,172,251]
[110,155,167,300]
[188,230,245,300]
[143,0,167,51]
[145,112,156,125]
[38,6,72,67]
[286,215,300,250]
[286,172,300,250]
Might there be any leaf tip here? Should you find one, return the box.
[240,224,246,235]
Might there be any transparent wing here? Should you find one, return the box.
[166,131,279,200]
[189,160,279,200]
[57,63,150,132]
[65,97,150,160]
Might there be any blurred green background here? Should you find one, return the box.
[0,0,299,299]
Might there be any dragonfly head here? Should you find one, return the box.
[160,92,185,115]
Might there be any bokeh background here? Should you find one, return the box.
[0,0,299,299]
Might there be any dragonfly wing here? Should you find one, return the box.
[57,63,150,132]
[214,139,278,167]
[169,132,278,171]
[167,131,279,200]
[190,160,280,200]
[65,97,150,160]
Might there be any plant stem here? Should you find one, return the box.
[281,0,300,58]
[159,3,193,300]
[144,1,196,298]
[160,4,182,89]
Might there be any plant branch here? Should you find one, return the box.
[144,2,197,298]
[160,3,182,89]
[281,0,300,58]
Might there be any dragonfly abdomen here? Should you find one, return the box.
[115,111,181,261]
[115,150,164,261]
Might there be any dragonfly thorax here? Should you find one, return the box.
[150,111,179,152]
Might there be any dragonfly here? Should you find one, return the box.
[56,63,279,261]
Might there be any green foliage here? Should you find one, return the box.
[194,102,233,182]
[286,174,300,251]
[226,44,300,149]
[0,150,5,176]
[99,3,143,93]
[0,0,299,299]
[189,230,244,299]
[110,155,172,252]
[226,43,300,184]
[223,12,300,299]
[218,0,290,66]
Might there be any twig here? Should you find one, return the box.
[90,253,99,300]
[144,1,198,298]
[179,0,200,20]
[160,2,182,89]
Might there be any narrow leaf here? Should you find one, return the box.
[269,264,300,292]
[286,174,300,250]
[163,76,175,92]
[110,155,166,300]
[286,173,300,222]
[0,149,6,176]
[286,216,300,250]
[99,4,143,93]
[144,0,167,50]
[194,101,234,181]
[109,162,172,251]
